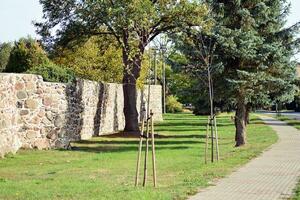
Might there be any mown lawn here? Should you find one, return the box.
[0,113,277,200]
[276,115,300,130]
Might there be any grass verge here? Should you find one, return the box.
[0,113,277,200]
[275,115,300,130]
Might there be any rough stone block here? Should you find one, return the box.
[16,91,27,100]
[25,99,38,110]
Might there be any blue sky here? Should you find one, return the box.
[0,1,300,56]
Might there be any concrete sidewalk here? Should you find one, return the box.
[189,116,300,200]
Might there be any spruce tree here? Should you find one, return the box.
[173,0,299,146]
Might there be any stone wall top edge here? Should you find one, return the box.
[0,73,162,88]
[0,73,43,79]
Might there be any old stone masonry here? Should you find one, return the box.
[0,73,162,157]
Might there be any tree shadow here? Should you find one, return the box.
[93,82,105,136]
[251,118,291,126]
[74,139,204,145]
[69,133,205,153]
[155,122,232,127]
[64,79,84,143]
[68,145,190,153]
[155,134,206,139]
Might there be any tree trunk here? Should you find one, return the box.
[245,104,251,125]
[122,57,142,133]
[235,99,247,147]
[123,77,139,132]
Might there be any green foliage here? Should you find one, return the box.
[36,0,210,82]
[53,36,123,83]
[212,0,298,107]
[172,0,299,111]
[5,37,50,73]
[0,42,12,72]
[166,95,183,113]
[37,0,211,130]
[26,63,75,83]
[0,113,277,200]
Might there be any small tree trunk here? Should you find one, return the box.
[235,100,247,147]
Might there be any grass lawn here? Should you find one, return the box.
[274,115,300,200]
[0,113,277,200]
[275,115,300,130]
[289,184,300,200]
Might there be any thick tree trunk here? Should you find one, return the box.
[235,100,247,147]
[122,57,142,133]
[245,104,251,125]
[123,76,139,132]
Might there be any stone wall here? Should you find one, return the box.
[0,73,162,157]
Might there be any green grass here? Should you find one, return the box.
[276,115,300,130]
[0,113,277,200]
[275,115,300,200]
[289,183,300,200]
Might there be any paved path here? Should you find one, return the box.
[258,111,300,120]
[189,116,300,200]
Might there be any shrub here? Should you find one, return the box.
[0,42,13,72]
[26,63,75,83]
[5,37,50,73]
[166,95,183,113]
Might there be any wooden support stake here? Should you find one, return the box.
[135,115,145,186]
[150,111,157,187]
[214,117,220,161]
[142,116,150,187]
[205,116,209,164]
[210,117,214,163]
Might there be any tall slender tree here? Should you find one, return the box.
[36,0,209,132]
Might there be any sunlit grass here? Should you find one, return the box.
[0,113,277,200]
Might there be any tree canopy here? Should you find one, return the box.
[36,0,210,132]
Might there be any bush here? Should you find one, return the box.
[193,98,210,115]
[5,37,50,73]
[26,63,75,83]
[166,95,183,113]
[0,42,13,72]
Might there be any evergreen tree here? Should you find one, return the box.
[173,0,299,146]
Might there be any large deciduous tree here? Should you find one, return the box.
[36,0,209,132]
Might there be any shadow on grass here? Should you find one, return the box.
[69,144,192,153]
[69,135,205,153]
[155,127,206,132]
[155,122,233,127]
[74,139,204,146]
[155,134,206,139]
[251,118,292,126]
